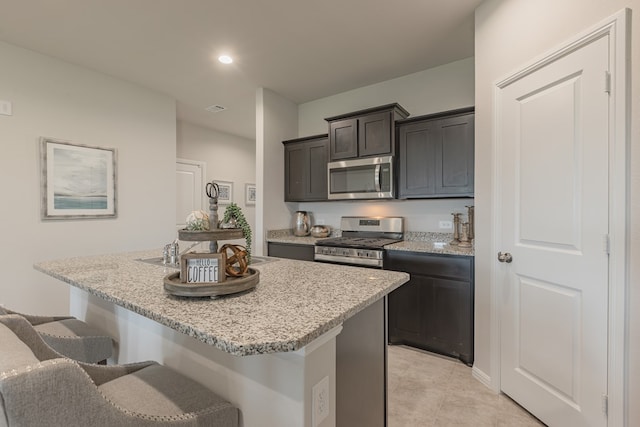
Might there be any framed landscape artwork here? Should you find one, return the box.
[245,183,256,205]
[40,138,117,220]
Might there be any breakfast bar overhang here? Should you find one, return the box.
[34,250,409,427]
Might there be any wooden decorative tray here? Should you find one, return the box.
[163,268,259,298]
[178,228,244,241]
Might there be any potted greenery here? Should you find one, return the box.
[222,202,252,262]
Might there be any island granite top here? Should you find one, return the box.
[34,250,408,357]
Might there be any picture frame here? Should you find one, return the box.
[40,137,117,220]
[214,180,233,204]
[180,252,226,283]
[245,183,256,205]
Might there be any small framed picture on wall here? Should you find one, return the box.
[245,183,256,205]
[214,180,233,204]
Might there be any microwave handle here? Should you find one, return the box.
[374,164,381,192]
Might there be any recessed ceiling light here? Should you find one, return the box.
[218,55,233,64]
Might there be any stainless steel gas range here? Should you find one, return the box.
[314,216,404,268]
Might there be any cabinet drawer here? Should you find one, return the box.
[385,251,472,281]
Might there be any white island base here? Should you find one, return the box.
[71,288,385,427]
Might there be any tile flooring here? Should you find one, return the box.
[387,345,546,426]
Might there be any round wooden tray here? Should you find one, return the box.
[178,228,244,241]
[163,268,259,298]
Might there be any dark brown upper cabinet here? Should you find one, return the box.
[283,134,329,202]
[325,103,409,161]
[397,107,474,198]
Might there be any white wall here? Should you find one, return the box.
[0,41,177,315]
[256,88,298,255]
[475,1,639,425]
[176,120,256,238]
[296,57,475,233]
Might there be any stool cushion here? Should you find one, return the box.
[99,364,238,422]
[33,319,113,363]
[0,316,239,426]
[0,324,39,372]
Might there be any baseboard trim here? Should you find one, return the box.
[472,366,492,389]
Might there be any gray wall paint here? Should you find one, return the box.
[256,88,299,255]
[177,120,256,237]
[0,41,177,315]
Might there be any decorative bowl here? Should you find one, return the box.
[310,225,330,238]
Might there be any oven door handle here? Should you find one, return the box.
[374,164,381,192]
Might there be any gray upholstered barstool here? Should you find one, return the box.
[0,315,239,427]
[0,306,113,364]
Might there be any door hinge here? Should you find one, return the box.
[603,234,610,255]
[602,394,608,416]
[605,71,611,94]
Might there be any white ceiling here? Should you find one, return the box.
[0,0,482,140]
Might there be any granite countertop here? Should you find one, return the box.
[34,250,408,357]
[266,229,474,256]
[385,232,475,256]
[266,228,338,245]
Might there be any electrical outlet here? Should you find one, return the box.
[312,376,329,426]
[439,220,453,229]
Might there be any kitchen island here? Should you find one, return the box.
[34,249,408,427]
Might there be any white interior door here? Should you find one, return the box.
[497,35,609,426]
[176,159,204,230]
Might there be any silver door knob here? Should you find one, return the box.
[497,252,513,263]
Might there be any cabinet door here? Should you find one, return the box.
[306,138,328,200]
[423,276,473,365]
[358,111,393,157]
[284,143,307,201]
[397,120,438,197]
[329,118,358,160]
[388,275,423,344]
[435,113,474,196]
[284,137,328,202]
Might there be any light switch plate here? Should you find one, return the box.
[0,100,12,116]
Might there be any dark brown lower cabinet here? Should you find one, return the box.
[385,250,474,366]
[267,242,315,261]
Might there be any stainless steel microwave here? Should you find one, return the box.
[327,156,394,200]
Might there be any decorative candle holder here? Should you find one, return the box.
[466,205,475,242]
[450,213,461,246]
[458,222,472,248]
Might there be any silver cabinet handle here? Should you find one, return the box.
[498,252,513,263]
